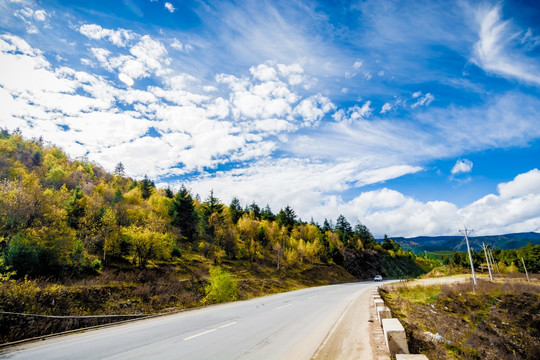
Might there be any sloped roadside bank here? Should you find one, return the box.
[380,276,540,359]
[0,262,356,344]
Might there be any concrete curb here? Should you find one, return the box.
[372,289,429,359]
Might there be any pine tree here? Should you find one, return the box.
[169,186,198,241]
[66,186,85,229]
[322,218,333,232]
[114,162,125,177]
[276,205,296,231]
[201,190,224,239]
[261,204,275,221]
[140,175,153,199]
[229,197,243,224]
[335,215,352,247]
[354,223,375,249]
[247,202,261,219]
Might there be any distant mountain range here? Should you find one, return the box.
[384,232,540,253]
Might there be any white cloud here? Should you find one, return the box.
[497,169,540,199]
[33,9,47,21]
[0,34,40,56]
[170,39,192,52]
[164,2,175,13]
[13,6,49,33]
[185,159,422,224]
[359,169,540,237]
[411,93,434,108]
[451,159,473,175]
[79,24,134,47]
[0,48,74,95]
[460,169,540,235]
[277,63,303,77]
[128,35,170,74]
[250,64,278,82]
[353,61,363,69]
[226,168,540,238]
[473,4,540,85]
[118,73,134,86]
[88,33,170,83]
[348,101,373,120]
[218,64,315,122]
[293,93,335,125]
[381,102,392,113]
[521,28,540,51]
[340,189,461,237]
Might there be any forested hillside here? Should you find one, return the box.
[0,130,437,342]
[0,130,427,280]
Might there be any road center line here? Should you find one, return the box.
[183,328,217,341]
[275,303,292,310]
[219,321,237,328]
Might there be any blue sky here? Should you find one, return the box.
[1,0,539,237]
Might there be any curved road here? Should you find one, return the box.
[0,281,381,360]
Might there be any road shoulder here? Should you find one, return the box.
[312,284,390,360]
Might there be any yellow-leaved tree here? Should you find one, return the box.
[122,225,173,267]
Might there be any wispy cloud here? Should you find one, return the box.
[411,93,434,108]
[473,4,540,85]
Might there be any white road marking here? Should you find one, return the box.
[308,295,318,299]
[275,303,292,310]
[183,321,237,341]
[218,321,237,329]
[183,328,217,341]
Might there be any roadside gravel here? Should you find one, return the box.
[312,282,392,360]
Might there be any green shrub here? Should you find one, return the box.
[91,259,102,272]
[204,267,238,304]
[171,246,182,258]
[5,234,40,276]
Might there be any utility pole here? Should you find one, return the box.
[482,243,493,280]
[521,257,530,283]
[489,248,500,274]
[459,227,477,288]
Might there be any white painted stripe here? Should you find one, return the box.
[218,321,237,329]
[275,303,292,310]
[183,328,217,341]
[308,295,318,299]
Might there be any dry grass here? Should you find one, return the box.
[381,277,540,360]
[0,257,355,343]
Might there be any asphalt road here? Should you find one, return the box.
[0,281,380,360]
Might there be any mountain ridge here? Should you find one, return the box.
[383,232,540,252]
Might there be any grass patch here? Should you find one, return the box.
[381,278,540,359]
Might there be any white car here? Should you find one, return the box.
[374,275,383,281]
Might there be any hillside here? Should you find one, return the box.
[0,130,439,342]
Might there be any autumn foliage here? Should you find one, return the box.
[0,131,380,278]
